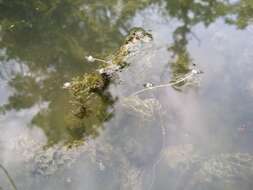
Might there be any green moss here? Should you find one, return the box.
[70,72,105,95]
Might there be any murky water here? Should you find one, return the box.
[1,0,253,189]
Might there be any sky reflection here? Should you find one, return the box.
[1,1,253,190]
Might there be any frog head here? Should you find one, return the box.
[124,27,153,45]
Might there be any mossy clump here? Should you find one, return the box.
[70,72,106,95]
[66,72,111,120]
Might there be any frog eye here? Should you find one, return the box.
[143,83,154,88]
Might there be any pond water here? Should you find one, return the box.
[1,0,253,189]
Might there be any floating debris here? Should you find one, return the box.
[62,82,71,89]
[9,24,15,29]
[130,67,203,96]
[98,161,105,171]
[122,96,161,118]
[66,177,72,183]
[85,55,95,62]
[143,82,154,88]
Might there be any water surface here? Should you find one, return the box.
[1,0,253,189]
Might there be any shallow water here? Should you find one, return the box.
[1,0,253,190]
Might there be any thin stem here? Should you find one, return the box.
[93,58,110,64]
[131,72,194,96]
[0,164,18,190]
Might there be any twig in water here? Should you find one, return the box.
[131,71,195,97]
[0,164,18,190]
[85,55,110,64]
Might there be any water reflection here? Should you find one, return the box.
[0,0,253,190]
[0,0,155,144]
[0,0,252,144]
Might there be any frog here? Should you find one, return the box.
[97,27,153,76]
[64,28,153,131]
